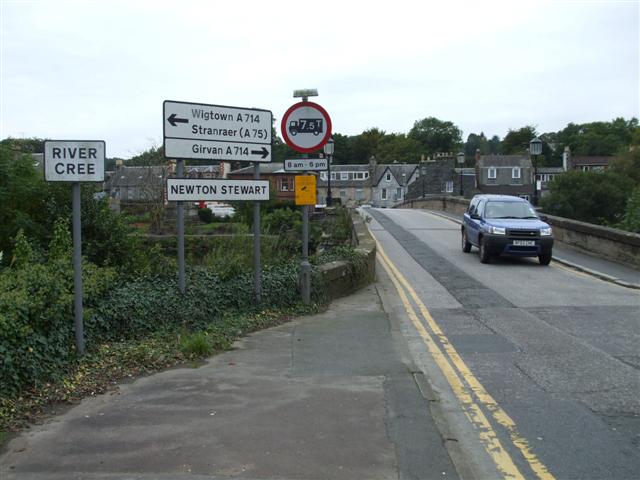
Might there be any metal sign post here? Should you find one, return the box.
[44,140,105,355]
[294,175,317,304]
[253,162,262,303]
[72,182,84,354]
[176,159,185,294]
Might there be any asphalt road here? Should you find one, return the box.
[366,207,640,480]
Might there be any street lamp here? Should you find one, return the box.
[420,162,426,198]
[457,152,465,196]
[529,137,542,206]
[324,137,335,206]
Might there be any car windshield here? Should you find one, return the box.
[484,201,538,219]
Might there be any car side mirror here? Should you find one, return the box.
[539,215,548,222]
[470,213,481,220]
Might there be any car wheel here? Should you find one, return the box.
[539,253,552,266]
[462,230,472,253]
[479,237,491,264]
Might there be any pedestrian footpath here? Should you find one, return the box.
[0,286,459,480]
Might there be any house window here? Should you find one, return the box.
[320,172,327,181]
[445,181,453,193]
[396,187,402,199]
[355,172,365,180]
[364,172,369,179]
[331,172,337,180]
[381,188,387,200]
[356,189,364,201]
[512,167,521,180]
[488,167,497,179]
[340,172,348,180]
[340,190,346,198]
[385,172,391,182]
[280,177,293,191]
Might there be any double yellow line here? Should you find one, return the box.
[376,240,554,480]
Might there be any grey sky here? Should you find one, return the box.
[1,0,638,158]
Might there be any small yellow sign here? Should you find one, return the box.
[295,175,317,205]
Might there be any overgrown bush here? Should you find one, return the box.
[197,207,214,224]
[0,222,117,396]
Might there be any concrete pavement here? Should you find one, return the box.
[0,286,459,480]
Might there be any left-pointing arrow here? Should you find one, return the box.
[168,113,189,126]
[251,147,269,159]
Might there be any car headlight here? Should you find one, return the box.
[540,227,553,236]
[487,226,506,235]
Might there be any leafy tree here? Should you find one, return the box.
[465,132,489,157]
[555,118,638,156]
[408,117,462,156]
[540,170,634,225]
[488,135,502,154]
[617,187,640,233]
[0,137,46,154]
[610,147,640,185]
[331,133,353,165]
[351,128,386,163]
[501,126,537,154]
[375,133,421,163]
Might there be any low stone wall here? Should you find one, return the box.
[398,195,640,268]
[404,196,470,216]
[317,211,376,300]
[544,215,640,268]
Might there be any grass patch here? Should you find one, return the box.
[180,332,213,358]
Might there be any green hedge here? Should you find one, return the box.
[0,258,321,397]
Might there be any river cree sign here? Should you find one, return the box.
[167,179,270,201]
[44,140,105,182]
[163,100,273,162]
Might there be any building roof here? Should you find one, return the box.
[106,166,167,188]
[479,155,532,168]
[537,167,565,174]
[372,163,419,186]
[572,156,613,166]
[229,163,286,175]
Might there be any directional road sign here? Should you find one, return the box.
[284,158,328,171]
[167,179,269,202]
[44,140,105,182]
[164,100,273,162]
[281,101,332,153]
[294,175,317,205]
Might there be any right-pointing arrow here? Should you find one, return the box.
[251,147,269,159]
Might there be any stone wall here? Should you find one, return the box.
[398,195,640,268]
[317,211,376,300]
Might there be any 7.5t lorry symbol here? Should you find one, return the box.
[289,118,324,136]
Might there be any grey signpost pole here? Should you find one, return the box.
[253,161,262,303]
[72,182,84,355]
[301,202,310,304]
[177,159,185,294]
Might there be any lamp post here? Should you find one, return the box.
[529,137,542,206]
[420,162,426,198]
[457,152,465,196]
[324,137,334,206]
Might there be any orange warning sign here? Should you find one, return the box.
[295,175,316,205]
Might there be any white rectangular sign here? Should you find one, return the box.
[163,100,272,162]
[167,179,269,202]
[44,140,105,182]
[165,138,271,162]
[284,158,328,171]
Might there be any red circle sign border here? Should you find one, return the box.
[281,101,332,153]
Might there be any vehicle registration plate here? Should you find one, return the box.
[513,240,535,246]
